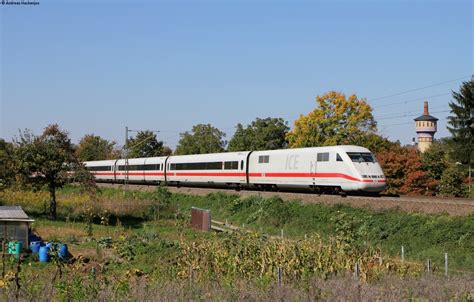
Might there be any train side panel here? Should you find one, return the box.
[248,147,359,191]
[84,160,115,182]
[166,152,250,186]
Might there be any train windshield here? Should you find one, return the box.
[346,152,376,163]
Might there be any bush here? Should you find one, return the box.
[439,166,468,197]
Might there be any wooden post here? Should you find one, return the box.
[277,267,282,287]
[427,259,432,274]
[401,246,405,262]
[444,253,448,276]
[354,262,360,278]
[281,229,284,238]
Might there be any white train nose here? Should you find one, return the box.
[360,180,387,192]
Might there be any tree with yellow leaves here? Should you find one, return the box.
[287,91,377,148]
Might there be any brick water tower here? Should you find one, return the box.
[414,101,438,152]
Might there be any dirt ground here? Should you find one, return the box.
[98,183,474,216]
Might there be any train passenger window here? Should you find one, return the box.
[224,161,238,170]
[87,166,111,171]
[317,153,329,162]
[171,162,223,170]
[258,155,270,164]
[241,160,244,170]
[336,153,343,162]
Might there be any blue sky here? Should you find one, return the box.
[1,0,472,149]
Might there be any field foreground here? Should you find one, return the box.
[0,186,472,301]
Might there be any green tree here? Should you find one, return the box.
[14,124,86,220]
[0,139,16,190]
[126,130,169,158]
[161,146,173,156]
[421,140,449,181]
[447,79,473,165]
[287,91,377,148]
[175,124,226,155]
[76,134,118,161]
[228,117,289,152]
[439,165,468,197]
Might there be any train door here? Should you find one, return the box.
[310,153,317,186]
[113,159,119,183]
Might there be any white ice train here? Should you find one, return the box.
[84,145,386,194]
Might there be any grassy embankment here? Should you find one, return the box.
[1,186,472,272]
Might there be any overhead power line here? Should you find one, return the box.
[377,104,449,119]
[372,93,450,109]
[377,110,450,121]
[368,75,470,102]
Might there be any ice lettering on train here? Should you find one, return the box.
[285,154,299,170]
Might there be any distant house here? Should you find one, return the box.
[0,206,34,249]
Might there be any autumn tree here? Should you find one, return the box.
[447,79,473,165]
[287,91,377,148]
[76,134,118,161]
[126,130,169,158]
[14,124,91,220]
[175,124,226,155]
[228,117,289,152]
[377,145,436,195]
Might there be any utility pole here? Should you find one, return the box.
[123,127,160,191]
[125,126,129,190]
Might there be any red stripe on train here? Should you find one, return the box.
[91,171,385,183]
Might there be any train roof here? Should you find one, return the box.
[251,145,371,154]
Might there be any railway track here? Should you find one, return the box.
[97,183,474,216]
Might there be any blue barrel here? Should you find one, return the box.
[45,242,52,250]
[30,241,41,253]
[39,246,49,263]
[58,244,68,259]
[15,242,22,255]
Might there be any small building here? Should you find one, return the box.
[414,101,438,153]
[0,206,34,249]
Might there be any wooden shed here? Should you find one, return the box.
[0,206,34,249]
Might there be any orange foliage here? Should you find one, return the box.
[376,146,437,195]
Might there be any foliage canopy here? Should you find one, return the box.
[76,134,119,161]
[286,91,377,148]
[175,124,226,155]
[447,80,473,165]
[126,130,169,158]
[228,117,289,152]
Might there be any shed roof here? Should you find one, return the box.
[0,206,34,222]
